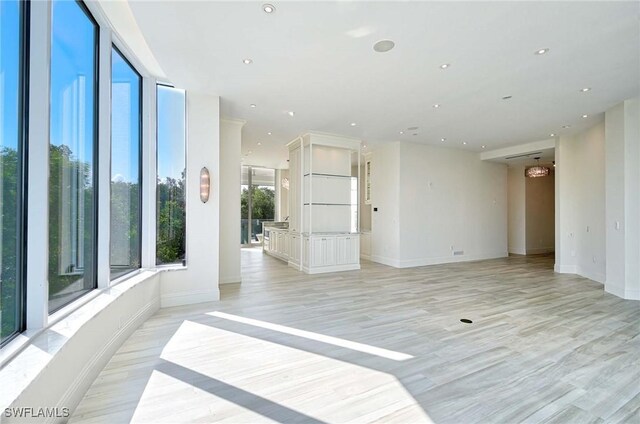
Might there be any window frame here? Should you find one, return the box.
[109,45,143,281]
[47,0,101,314]
[1,0,30,347]
[155,83,187,267]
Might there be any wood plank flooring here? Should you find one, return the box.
[71,249,640,423]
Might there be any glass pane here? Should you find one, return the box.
[241,166,249,244]
[0,0,24,343]
[156,85,186,265]
[251,168,275,244]
[48,0,98,312]
[110,48,141,279]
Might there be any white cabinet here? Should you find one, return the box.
[336,235,359,265]
[288,233,300,264]
[264,229,289,261]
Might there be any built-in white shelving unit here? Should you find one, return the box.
[287,132,361,274]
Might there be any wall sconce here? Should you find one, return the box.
[200,167,210,203]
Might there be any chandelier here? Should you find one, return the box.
[525,157,550,178]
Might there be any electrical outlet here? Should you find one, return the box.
[592,256,597,263]
[453,250,464,256]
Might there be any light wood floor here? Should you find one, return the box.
[71,249,640,424]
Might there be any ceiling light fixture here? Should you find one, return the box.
[257,142,262,146]
[243,58,253,65]
[481,145,486,149]
[440,138,446,142]
[248,150,253,154]
[288,111,295,116]
[373,40,395,53]
[267,132,272,135]
[562,125,571,129]
[440,63,450,69]
[582,114,588,118]
[363,144,367,148]
[550,133,556,137]
[399,131,404,135]
[350,122,357,127]
[462,141,467,145]
[250,104,256,108]
[433,104,440,108]
[262,4,275,13]
[535,48,549,55]
[526,157,550,178]
[580,87,591,92]
[502,95,513,100]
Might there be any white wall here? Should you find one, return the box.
[555,121,606,283]
[160,93,221,306]
[605,97,640,299]
[370,142,401,266]
[396,142,507,267]
[508,165,526,255]
[525,172,555,254]
[219,119,244,284]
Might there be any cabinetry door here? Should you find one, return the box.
[310,237,324,267]
[336,235,359,265]
[321,237,336,266]
[290,235,299,262]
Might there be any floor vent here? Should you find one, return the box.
[460,319,473,324]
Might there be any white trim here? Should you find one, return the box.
[370,255,402,268]
[301,264,361,274]
[360,253,372,261]
[605,284,640,300]
[26,0,52,330]
[141,77,157,268]
[219,275,242,285]
[160,288,219,308]
[554,264,577,274]
[508,247,527,255]
[397,251,508,268]
[97,25,113,289]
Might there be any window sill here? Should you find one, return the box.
[0,269,160,410]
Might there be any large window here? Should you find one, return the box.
[0,0,27,344]
[48,0,98,312]
[156,85,186,265]
[110,48,142,279]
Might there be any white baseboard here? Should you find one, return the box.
[370,255,401,268]
[360,253,372,261]
[554,264,577,274]
[219,275,241,284]
[161,288,220,308]
[605,284,640,300]
[396,251,508,268]
[301,264,361,274]
[554,264,605,285]
[508,247,527,255]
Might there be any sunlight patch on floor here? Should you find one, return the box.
[208,311,414,361]
[155,320,431,423]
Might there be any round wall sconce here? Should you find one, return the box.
[200,167,211,203]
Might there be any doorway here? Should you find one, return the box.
[241,166,275,247]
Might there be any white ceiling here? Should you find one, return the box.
[128,1,640,169]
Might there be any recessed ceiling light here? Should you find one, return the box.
[582,114,588,118]
[580,87,591,92]
[243,58,253,65]
[550,133,556,137]
[407,126,419,131]
[399,131,404,135]
[502,95,513,100]
[262,4,275,13]
[250,104,256,108]
[248,150,253,154]
[433,104,440,108]
[462,141,467,145]
[535,48,549,55]
[373,39,395,53]
[267,132,272,135]
[363,144,367,148]
[440,63,450,69]
[257,142,262,146]
[481,145,486,149]
[440,138,446,142]
[562,125,571,129]
[288,111,295,116]
[350,122,357,127]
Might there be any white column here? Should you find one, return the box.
[26,0,51,329]
[160,93,221,306]
[605,97,640,299]
[96,26,112,288]
[141,77,157,269]
[219,118,245,284]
